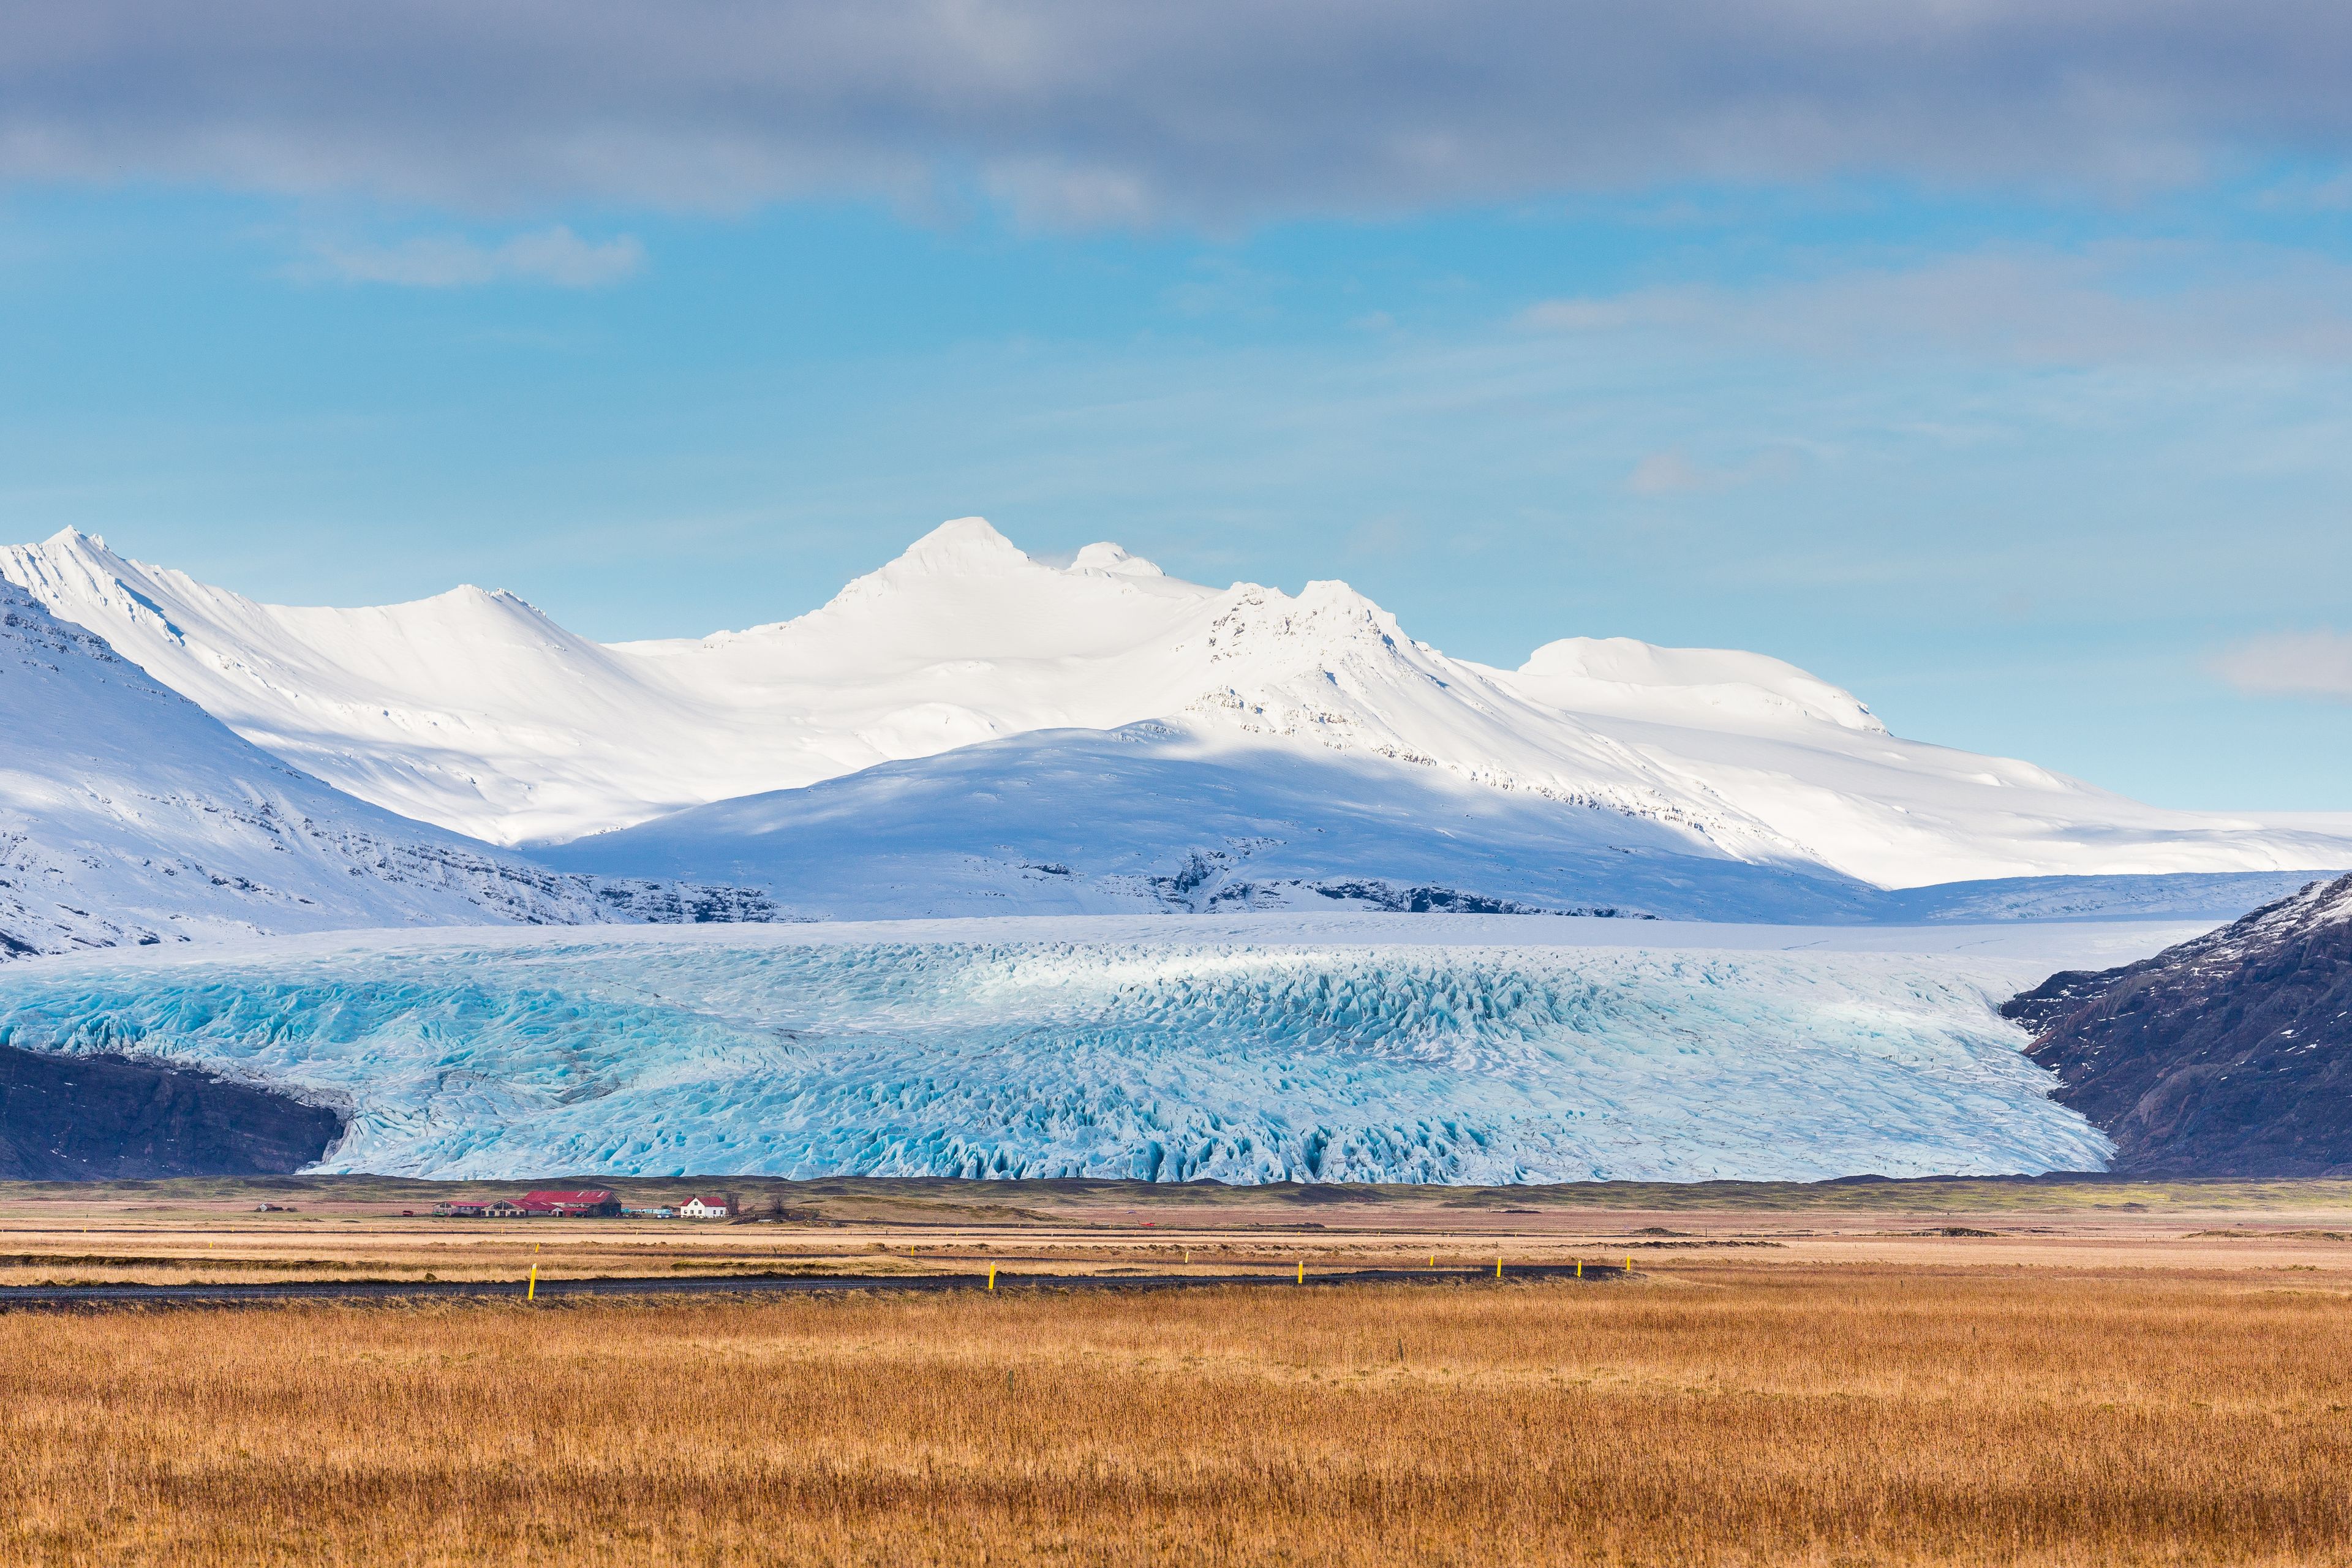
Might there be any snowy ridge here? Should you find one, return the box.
[10,519,2348,890]
[0,578,774,957]
[0,921,2135,1182]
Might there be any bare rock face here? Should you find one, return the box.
[0,1044,342,1179]
[2005,873,2352,1175]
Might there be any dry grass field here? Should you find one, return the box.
[6,1178,2352,1566]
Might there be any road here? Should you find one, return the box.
[0,1261,1629,1308]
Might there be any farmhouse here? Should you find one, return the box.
[522,1188,620,1218]
[678,1194,734,1219]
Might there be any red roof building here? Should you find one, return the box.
[521,1188,620,1217]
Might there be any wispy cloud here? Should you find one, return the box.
[1624,448,1800,496]
[2254,170,2352,213]
[299,227,645,288]
[2212,631,2352,699]
[7,2,2352,224]
[1521,246,2352,366]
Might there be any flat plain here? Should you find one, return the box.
[5,1175,2352,1566]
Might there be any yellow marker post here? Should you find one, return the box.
[526,1263,538,1303]
[1296,1260,1305,1285]
[1496,1257,1502,1280]
[987,1264,997,1291]
[1624,1254,1632,1275]
[1576,1259,1583,1280]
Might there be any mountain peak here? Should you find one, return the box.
[1069,541,1165,578]
[814,518,1048,616]
[891,517,1030,575]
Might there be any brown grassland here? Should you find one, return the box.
[5,1178,2352,1566]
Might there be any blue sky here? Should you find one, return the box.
[4,2,2351,810]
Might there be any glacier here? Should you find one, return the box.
[0,917,2178,1182]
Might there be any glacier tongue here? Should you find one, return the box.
[0,921,2128,1182]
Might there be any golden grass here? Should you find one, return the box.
[6,1264,2351,1566]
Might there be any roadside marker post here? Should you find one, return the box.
[987,1264,997,1291]
[1624,1255,1632,1275]
[526,1264,538,1303]
[1575,1260,1582,1280]
[1296,1260,1304,1285]
[1496,1257,1502,1280]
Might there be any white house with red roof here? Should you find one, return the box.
[678,1194,733,1219]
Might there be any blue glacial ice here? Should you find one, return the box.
[0,922,2117,1182]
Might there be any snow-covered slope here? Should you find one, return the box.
[0,919,2145,1182]
[0,579,770,957]
[538,722,2331,925]
[537,720,1887,922]
[8,519,2349,888]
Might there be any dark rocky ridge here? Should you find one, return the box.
[0,1043,343,1180]
[2005,873,2352,1175]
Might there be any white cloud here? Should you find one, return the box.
[301,227,645,289]
[2212,631,2352,699]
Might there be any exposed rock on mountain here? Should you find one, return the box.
[0,1041,344,1178]
[2005,873,2352,1175]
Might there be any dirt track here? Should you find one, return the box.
[0,1259,1628,1308]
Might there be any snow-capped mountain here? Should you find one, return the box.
[7,519,2349,891]
[0,578,770,957]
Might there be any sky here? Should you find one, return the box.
[3,1,2350,811]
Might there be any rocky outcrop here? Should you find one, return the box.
[2005,873,2352,1175]
[0,1044,344,1179]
